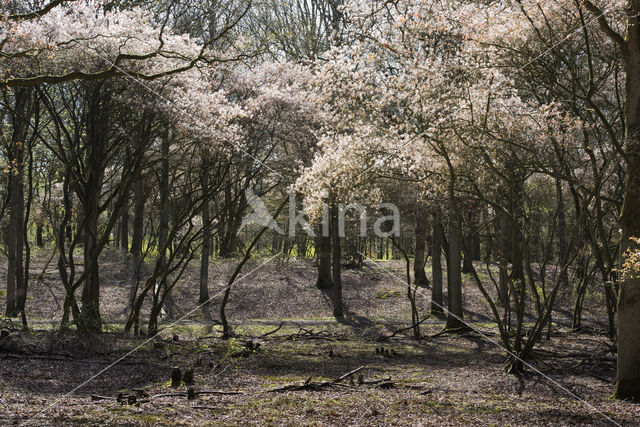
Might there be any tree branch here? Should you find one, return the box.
[582,0,626,51]
[9,0,77,21]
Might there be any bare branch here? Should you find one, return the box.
[9,0,77,21]
[582,0,626,51]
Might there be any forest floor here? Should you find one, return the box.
[0,248,638,425]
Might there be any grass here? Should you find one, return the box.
[375,289,402,299]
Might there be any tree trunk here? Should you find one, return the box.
[5,87,31,318]
[199,150,211,310]
[79,84,109,333]
[330,202,343,319]
[316,230,333,289]
[556,178,569,291]
[615,4,640,398]
[431,214,444,316]
[462,233,474,273]
[446,210,465,329]
[120,200,129,251]
[130,176,145,260]
[414,203,429,287]
[472,229,481,261]
[36,224,44,248]
[219,181,243,257]
[6,171,18,317]
[157,129,172,318]
[127,145,146,315]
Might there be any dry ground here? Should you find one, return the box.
[0,248,638,425]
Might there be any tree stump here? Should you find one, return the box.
[171,367,181,388]
[187,388,196,400]
[183,368,194,386]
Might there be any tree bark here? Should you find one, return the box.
[157,129,171,317]
[199,150,211,310]
[120,199,129,251]
[128,148,146,314]
[330,202,343,319]
[414,203,429,287]
[431,214,444,315]
[130,176,145,261]
[556,178,569,291]
[79,84,110,333]
[219,181,244,257]
[615,3,640,398]
[316,231,333,289]
[5,87,32,317]
[446,210,465,330]
[462,233,474,273]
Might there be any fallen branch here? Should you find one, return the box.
[151,390,244,399]
[284,324,337,341]
[91,395,115,401]
[259,322,284,338]
[362,377,391,385]
[385,316,430,339]
[195,390,244,396]
[268,366,366,393]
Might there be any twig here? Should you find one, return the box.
[259,322,284,338]
[196,390,244,396]
[151,390,243,399]
[362,377,391,385]
[267,366,366,393]
[386,316,430,339]
[91,395,115,401]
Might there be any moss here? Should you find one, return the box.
[376,289,401,299]
[611,379,640,401]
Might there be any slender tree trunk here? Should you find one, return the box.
[414,203,429,287]
[219,181,242,258]
[330,202,343,319]
[472,228,481,261]
[127,151,146,314]
[431,214,444,315]
[36,224,44,247]
[157,129,172,317]
[79,84,109,333]
[120,201,129,251]
[446,208,465,329]
[316,228,333,289]
[462,233,474,273]
[130,177,144,259]
[199,150,211,311]
[556,178,569,291]
[497,212,510,312]
[5,87,31,318]
[6,172,18,317]
[18,132,36,328]
[80,183,101,332]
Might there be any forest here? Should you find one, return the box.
[1,0,640,424]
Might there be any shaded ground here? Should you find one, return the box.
[0,249,637,425]
[0,324,637,426]
[0,247,611,330]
